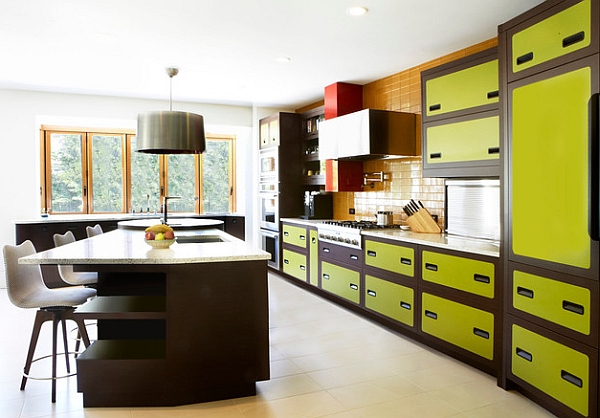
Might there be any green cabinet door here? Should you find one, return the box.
[510,63,592,270]
[421,293,494,360]
[511,324,590,416]
[282,249,307,282]
[282,224,308,249]
[425,59,499,117]
[511,0,591,74]
[512,269,591,335]
[425,115,499,165]
[309,229,319,287]
[364,239,414,277]
[422,250,495,299]
[321,261,360,304]
[365,275,414,327]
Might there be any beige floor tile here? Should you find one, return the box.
[234,391,346,418]
[256,373,323,401]
[351,392,461,418]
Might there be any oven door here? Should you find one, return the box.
[259,228,280,269]
[259,192,279,230]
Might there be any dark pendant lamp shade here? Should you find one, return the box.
[136,110,206,154]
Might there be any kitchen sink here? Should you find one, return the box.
[176,235,224,244]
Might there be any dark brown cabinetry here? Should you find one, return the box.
[300,106,325,187]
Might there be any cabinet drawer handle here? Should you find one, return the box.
[561,370,583,388]
[367,250,377,257]
[516,347,532,362]
[430,152,442,159]
[487,90,499,99]
[349,283,358,291]
[283,259,290,265]
[311,237,317,244]
[367,290,377,297]
[487,147,500,155]
[323,247,330,253]
[516,52,534,66]
[284,231,289,236]
[400,257,412,265]
[429,103,441,112]
[400,301,412,310]
[300,265,306,271]
[473,328,490,339]
[517,286,534,299]
[350,254,358,260]
[562,300,585,315]
[323,273,330,280]
[424,310,437,320]
[425,263,438,272]
[300,235,306,241]
[563,31,585,48]
[474,274,490,284]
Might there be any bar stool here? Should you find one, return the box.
[86,224,103,237]
[3,240,96,403]
[53,231,98,286]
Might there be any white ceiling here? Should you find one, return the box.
[0,0,545,109]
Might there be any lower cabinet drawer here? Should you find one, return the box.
[321,261,360,304]
[282,224,308,249]
[282,249,307,282]
[365,275,414,327]
[512,269,591,336]
[364,240,415,277]
[511,324,590,417]
[421,293,494,360]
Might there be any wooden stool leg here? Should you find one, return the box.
[71,316,91,348]
[60,313,71,373]
[21,310,50,391]
[51,312,59,403]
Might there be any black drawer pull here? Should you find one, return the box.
[474,274,490,284]
[400,301,412,310]
[283,231,289,236]
[488,147,500,154]
[430,152,442,159]
[323,247,330,253]
[473,328,490,339]
[323,273,330,280]
[367,250,377,257]
[311,237,317,244]
[283,259,289,265]
[400,257,412,265]
[349,283,358,291]
[429,103,441,112]
[300,235,306,241]
[516,52,534,66]
[562,300,585,315]
[516,347,533,362]
[563,31,585,48]
[425,263,438,272]
[487,90,499,99]
[350,254,359,260]
[300,265,306,271]
[517,286,534,299]
[425,310,438,320]
[367,290,377,297]
[561,370,583,388]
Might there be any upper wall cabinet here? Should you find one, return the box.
[505,0,598,83]
[421,47,500,178]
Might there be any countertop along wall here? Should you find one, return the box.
[331,38,499,226]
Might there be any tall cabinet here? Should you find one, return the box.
[499,0,600,416]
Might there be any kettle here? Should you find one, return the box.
[375,211,393,226]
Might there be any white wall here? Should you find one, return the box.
[0,88,288,287]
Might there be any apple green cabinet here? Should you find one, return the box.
[500,0,600,416]
[281,222,309,283]
[365,275,414,327]
[421,47,500,178]
[321,261,361,305]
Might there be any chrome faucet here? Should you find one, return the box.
[162,196,181,225]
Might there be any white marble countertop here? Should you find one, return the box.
[19,228,270,265]
[13,213,245,224]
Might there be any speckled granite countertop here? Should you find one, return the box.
[19,228,270,265]
[281,218,499,258]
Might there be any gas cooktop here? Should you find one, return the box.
[319,220,402,230]
[316,220,403,249]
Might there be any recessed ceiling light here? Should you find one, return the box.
[346,6,368,16]
[275,57,291,63]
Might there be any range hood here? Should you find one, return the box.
[319,109,418,160]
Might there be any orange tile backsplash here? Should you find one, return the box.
[326,37,498,228]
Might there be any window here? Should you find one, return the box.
[41,127,236,215]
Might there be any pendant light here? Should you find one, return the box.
[136,68,206,154]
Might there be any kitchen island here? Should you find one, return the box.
[19,228,271,407]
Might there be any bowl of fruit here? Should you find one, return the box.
[144,224,175,249]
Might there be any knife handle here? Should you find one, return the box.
[590,93,600,241]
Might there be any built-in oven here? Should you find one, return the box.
[259,192,279,231]
[259,228,280,269]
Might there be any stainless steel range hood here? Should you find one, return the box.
[319,109,418,160]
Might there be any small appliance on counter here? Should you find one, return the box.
[302,191,333,219]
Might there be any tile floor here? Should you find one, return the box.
[0,272,557,418]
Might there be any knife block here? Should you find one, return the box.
[406,209,441,234]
